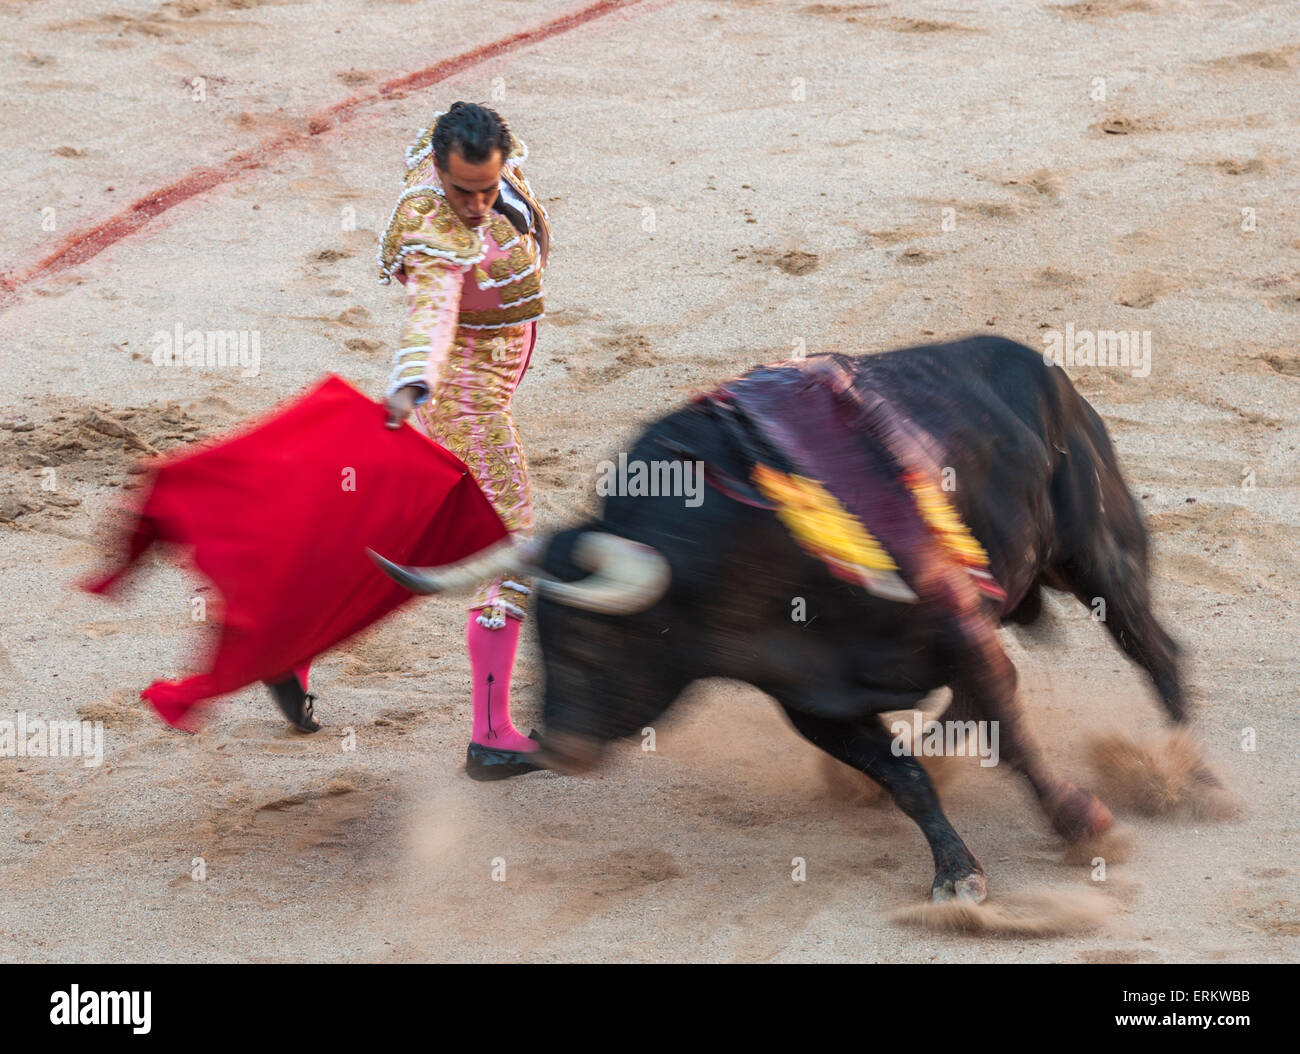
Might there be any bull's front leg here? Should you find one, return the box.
[782,707,987,903]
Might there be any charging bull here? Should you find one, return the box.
[371,336,1188,903]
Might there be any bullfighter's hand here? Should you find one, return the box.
[384,385,419,429]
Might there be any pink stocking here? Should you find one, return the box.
[467,612,536,752]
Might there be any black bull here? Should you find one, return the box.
[395,337,1188,902]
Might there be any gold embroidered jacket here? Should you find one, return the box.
[379,121,549,399]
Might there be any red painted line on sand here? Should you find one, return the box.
[0,0,646,307]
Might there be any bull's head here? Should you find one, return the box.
[368,530,680,773]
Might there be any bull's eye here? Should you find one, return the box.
[554,618,621,667]
[565,631,609,666]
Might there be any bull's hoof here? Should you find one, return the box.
[932,870,987,904]
[1045,780,1114,842]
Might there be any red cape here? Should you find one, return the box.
[82,374,507,727]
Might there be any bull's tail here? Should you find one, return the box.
[1043,369,1187,723]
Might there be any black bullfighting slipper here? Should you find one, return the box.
[465,730,543,781]
[264,675,322,733]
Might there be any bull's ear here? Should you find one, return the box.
[540,525,601,581]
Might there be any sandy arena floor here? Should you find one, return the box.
[0,0,1296,962]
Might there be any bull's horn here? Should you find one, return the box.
[537,532,670,615]
[366,536,540,596]
[367,532,669,615]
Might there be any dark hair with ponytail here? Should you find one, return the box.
[432,102,512,169]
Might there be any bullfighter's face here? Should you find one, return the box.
[435,148,502,230]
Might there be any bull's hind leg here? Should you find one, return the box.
[782,707,987,903]
[949,668,1114,844]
